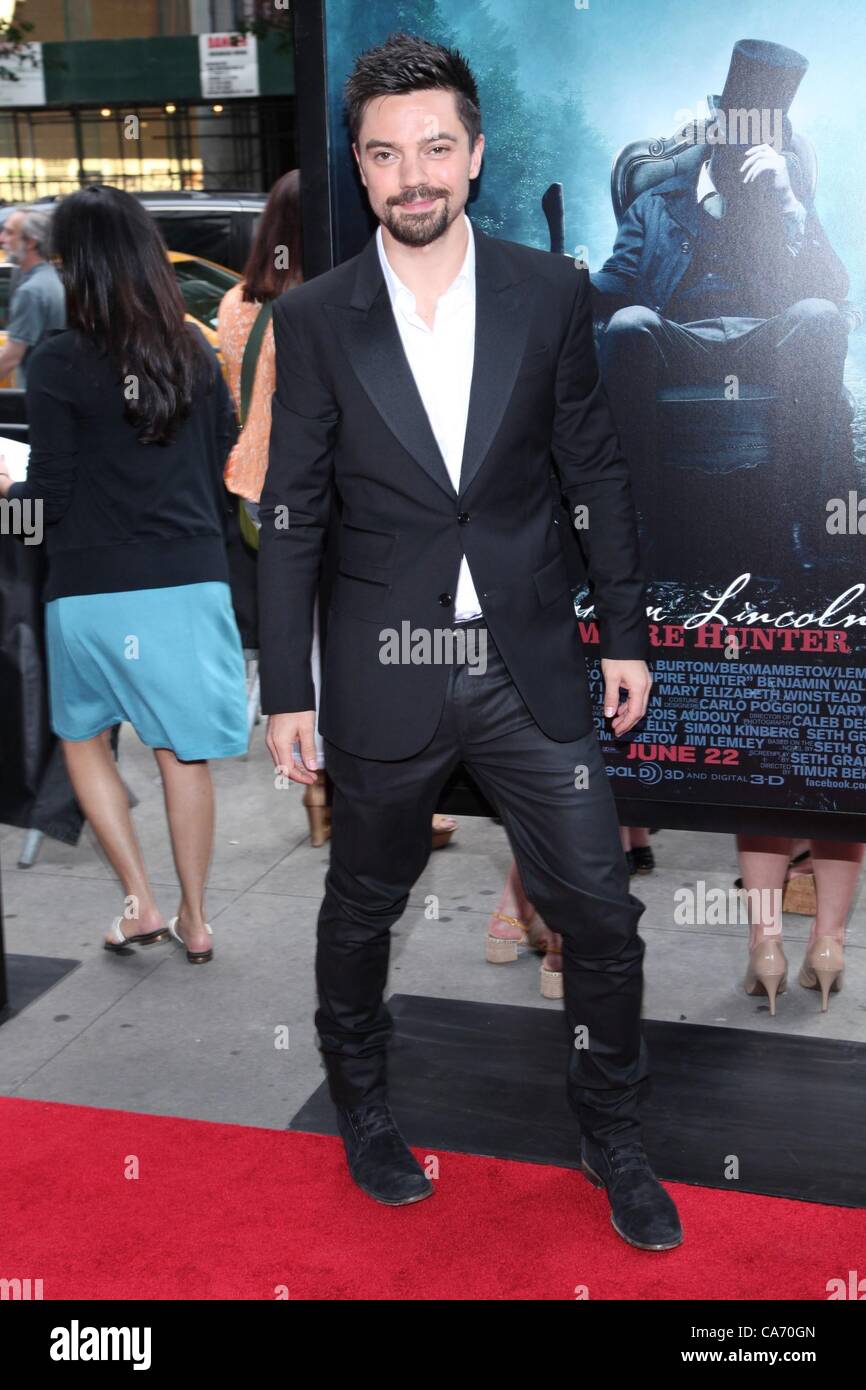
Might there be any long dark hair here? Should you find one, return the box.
[50,184,211,446]
[241,169,303,303]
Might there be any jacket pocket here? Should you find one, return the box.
[340,523,396,566]
[336,555,392,584]
[336,522,396,591]
[533,552,572,607]
[333,527,391,621]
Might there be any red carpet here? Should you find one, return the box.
[1,1097,862,1300]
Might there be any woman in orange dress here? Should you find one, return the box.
[218,171,456,850]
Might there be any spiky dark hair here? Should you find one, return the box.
[344,31,481,148]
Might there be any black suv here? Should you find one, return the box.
[31,189,267,273]
[134,191,266,272]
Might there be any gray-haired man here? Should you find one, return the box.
[0,207,66,387]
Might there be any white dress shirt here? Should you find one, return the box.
[697,158,715,199]
[376,213,482,621]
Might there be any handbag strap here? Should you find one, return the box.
[239,298,273,428]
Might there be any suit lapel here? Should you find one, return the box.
[323,237,456,498]
[458,228,533,497]
[323,223,534,501]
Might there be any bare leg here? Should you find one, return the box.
[510,860,536,925]
[153,747,215,955]
[486,859,537,936]
[808,840,865,946]
[736,834,793,948]
[506,860,563,968]
[61,728,165,942]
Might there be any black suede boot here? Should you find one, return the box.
[335,1102,434,1206]
[580,1135,683,1250]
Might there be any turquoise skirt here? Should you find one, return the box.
[44,581,249,761]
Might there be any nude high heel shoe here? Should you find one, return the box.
[539,937,564,1000]
[744,938,788,1016]
[799,936,844,1012]
[485,912,565,999]
[485,911,533,963]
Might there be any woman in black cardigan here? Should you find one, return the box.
[0,185,247,965]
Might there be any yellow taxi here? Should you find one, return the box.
[166,250,241,356]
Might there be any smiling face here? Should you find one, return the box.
[353,87,484,247]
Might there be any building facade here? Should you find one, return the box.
[0,0,295,200]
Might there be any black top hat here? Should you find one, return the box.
[712,39,808,126]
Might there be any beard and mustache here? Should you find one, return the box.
[382,185,454,246]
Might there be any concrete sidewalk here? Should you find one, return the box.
[1,722,863,1130]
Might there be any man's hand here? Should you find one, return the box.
[740,144,800,212]
[265,711,319,785]
[0,454,12,498]
[600,658,652,737]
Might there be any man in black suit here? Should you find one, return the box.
[258,33,682,1251]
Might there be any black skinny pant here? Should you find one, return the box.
[315,619,650,1147]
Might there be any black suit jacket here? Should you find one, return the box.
[257,223,650,760]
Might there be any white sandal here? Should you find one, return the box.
[104,916,170,953]
[168,915,214,965]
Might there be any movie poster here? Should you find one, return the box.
[322,0,866,826]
